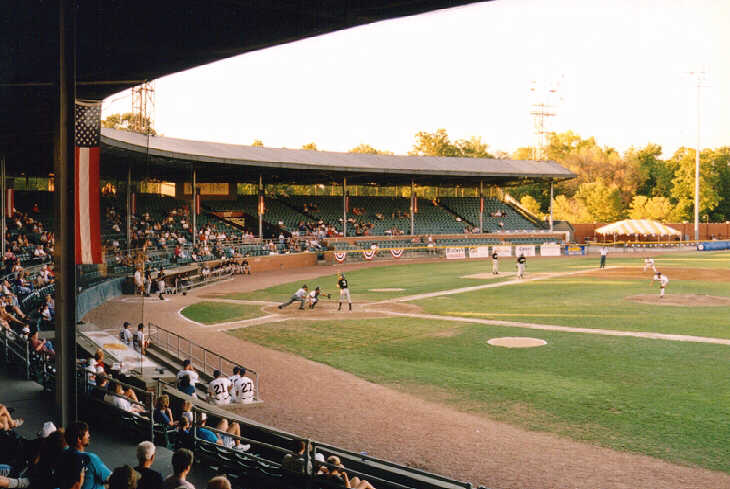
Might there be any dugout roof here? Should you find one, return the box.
[101,128,576,186]
[1,0,485,162]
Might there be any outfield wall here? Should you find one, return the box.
[247,250,318,272]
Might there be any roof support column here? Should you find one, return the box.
[258,175,263,240]
[126,165,131,253]
[549,181,554,232]
[1,156,6,257]
[410,180,415,236]
[342,178,347,238]
[479,180,483,233]
[55,0,78,427]
[192,167,196,247]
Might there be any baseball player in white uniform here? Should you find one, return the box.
[652,272,669,298]
[307,286,330,309]
[337,273,352,311]
[233,367,255,404]
[208,369,232,405]
[643,257,657,273]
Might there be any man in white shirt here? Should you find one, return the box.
[119,321,134,346]
[233,367,255,404]
[652,272,669,298]
[277,285,308,310]
[208,370,232,405]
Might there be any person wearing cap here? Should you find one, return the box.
[307,286,330,310]
[228,367,241,402]
[337,273,352,311]
[119,322,133,346]
[207,370,231,405]
[133,324,149,355]
[277,285,308,310]
[232,367,254,404]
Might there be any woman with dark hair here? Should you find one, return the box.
[108,466,140,489]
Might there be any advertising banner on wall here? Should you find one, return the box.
[492,245,512,257]
[566,245,586,256]
[469,246,491,259]
[540,244,562,256]
[445,248,466,260]
[515,245,536,257]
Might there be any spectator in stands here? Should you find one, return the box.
[29,329,54,357]
[205,476,230,489]
[281,440,311,474]
[153,395,177,427]
[91,374,109,401]
[57,421,111,489]
[107,381,145,414]
[323,456,376,489]
[161,449,194,489]
[0,404,22,431]
[107,466,139,489]
[134,441,163,489]
[134,268,144,296]
[28,428,66,489]
[180,401,194,425]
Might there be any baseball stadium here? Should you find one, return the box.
[2,2,730,489]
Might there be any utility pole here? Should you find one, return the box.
[131,82,155,134]
[529,77,561,161]
[686,70,706,242]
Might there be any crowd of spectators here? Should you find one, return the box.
[0,413,239,489]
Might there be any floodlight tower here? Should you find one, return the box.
[131,81,155,134]
[686,70,706,242]
[529,78,560,161]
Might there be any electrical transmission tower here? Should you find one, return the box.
[131,81,155,135]
[529,78,561,160]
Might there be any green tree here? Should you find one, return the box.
[348,144,393,155]
[519,195,545,219]
[552,194,592,223]
[668,147,721,221]
[301,142,318,151]
[102,112,156,135]
[625,143,675,198]
[708,147,730,221]
[628,196,675,221]
[454,136,494,158]
[410,129,459,157]
[251,139,264,147]
[575,179,625,222]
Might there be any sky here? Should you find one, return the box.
[103,0,730,158]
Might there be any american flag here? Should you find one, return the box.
[75,100,103,264]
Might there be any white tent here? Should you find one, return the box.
[595,219,681,237]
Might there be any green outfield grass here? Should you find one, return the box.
[219,250,730,471]
[180,301,262,324]
[228,316,730,472]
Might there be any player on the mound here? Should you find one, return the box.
[278,285,308,310]
[516,253,526,279]
[308,286,331,309]
[491,250,499,274]
[643,257,656,273]
[337,272,352,311]
[652,272,669,298]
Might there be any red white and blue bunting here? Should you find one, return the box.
[390,248,404,259]
[363,249,377,260]
[334,252,347,263]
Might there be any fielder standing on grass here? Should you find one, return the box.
[337,272,352,311]
[516,253,526,279]
[652,271,669,298]
[491,249,499,274]
[599,246,608,268]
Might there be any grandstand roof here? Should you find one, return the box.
[1,0,484,160]
[102,128,575,186]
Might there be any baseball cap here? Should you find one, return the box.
[213,369,221,378]
[232,366,240,375]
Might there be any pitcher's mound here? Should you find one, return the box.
[626,294,730,307]
[488,337,547,348]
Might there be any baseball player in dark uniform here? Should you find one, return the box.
[491,250,499,274]
[516,253,526,279]
[337,272,352,311]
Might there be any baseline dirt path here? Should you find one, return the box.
[84,262,730,489]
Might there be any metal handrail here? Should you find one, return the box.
[147,323,260,402]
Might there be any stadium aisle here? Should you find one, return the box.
[1,369,213,488]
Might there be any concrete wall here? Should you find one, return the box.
[248,251,318,272]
